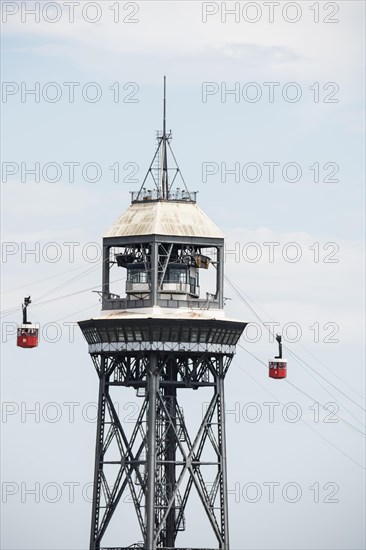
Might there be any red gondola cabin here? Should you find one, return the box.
[16,296,39,349]
[269,334,287,379]
[17,325,39,348]
[269,359,287,379]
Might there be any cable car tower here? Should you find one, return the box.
[79,78,247,550]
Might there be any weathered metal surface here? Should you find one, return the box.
[104,201,224,239]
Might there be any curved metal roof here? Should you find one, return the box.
[104,200,224,239]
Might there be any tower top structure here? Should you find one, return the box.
[100,78,228,315]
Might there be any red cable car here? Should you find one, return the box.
[269,334,287,379]
[16,296,39,349]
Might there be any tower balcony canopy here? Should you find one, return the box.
[104,199,224,241]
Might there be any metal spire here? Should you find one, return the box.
[161,75,169,199]
[163,75,167,138]
[133,77,193,203]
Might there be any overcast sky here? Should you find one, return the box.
[1,2,365,549]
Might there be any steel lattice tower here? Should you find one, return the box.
[79,79,247,550]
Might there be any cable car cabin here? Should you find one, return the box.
[16,296,38,348]
[17,324,39,348]
[269,359,287,379]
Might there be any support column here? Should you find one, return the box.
[217,245,224,309]
[102,246,110,308]
[218,358,230,550]
[164,362,177,547]
[89,357,107,550]
[146,354,159,550]
[151,241,159,306]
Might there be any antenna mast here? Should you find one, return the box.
[161,75,169,199]
[163,75,166,138]
[133,76,193,203]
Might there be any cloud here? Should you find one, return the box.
[214,42,305,67]
[2,1,364,83]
